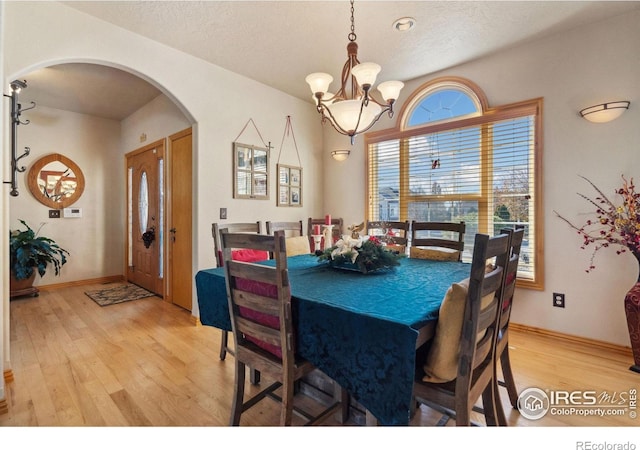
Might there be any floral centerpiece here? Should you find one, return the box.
[555,175,640,272]
[317,235,405,274]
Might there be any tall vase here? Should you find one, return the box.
[624,253,640,373]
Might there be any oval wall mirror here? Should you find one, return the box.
[27,153,85,209]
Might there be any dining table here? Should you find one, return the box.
[195,254,470,425]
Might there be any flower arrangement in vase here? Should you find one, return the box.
[555,174,640,373]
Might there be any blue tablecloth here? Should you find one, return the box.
[195,254,470,425]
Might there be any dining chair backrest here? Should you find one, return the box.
[498,226,525,337]
[222,230,344,425]
[265,220,304,237]
[366,220,410,251]
[494,226,525,425]
[414,231,511,426]
[410,221,466,261]
[456,232,510,390]
[211,221,264,362]
[307,217,344,248]
[266,220,310,256]
[212,221,262,267]
[223,231,292,364]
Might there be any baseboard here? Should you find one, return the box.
[511,322,633,357]
[36,275,125,292]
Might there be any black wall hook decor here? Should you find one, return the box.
[3,79,35,196]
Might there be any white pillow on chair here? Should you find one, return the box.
[285,236,311,256]
[422,278,469,383]
[422,278,496,383]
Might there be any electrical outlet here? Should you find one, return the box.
[220,208,227,220]
[49,209,61,218]
[553,292,565,308]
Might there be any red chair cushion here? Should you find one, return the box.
[218,248,269,266]
[235,277,282,359]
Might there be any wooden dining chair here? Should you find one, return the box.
[494,226,525,425]
[266,220,309,256]
[307,217,344,249]
[413,231,511,426]
[410,221,466,261]
[212,221,263,362]
[265,220,303,236]
[366,220,410,252]
[222,230,346,425]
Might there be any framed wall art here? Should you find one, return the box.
[233,142,270,200]
[275,116,303,207]
[277,164,302,207]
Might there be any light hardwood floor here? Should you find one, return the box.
[2,282,639,429]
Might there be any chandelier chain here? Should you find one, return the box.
[348,0,356,42]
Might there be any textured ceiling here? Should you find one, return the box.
[17,1,640,120]
[21,64,162,121]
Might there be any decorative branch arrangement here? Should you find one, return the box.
[555,174,640,272]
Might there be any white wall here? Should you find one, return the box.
[121,94,191,153]
[1,1,325,321]
[8,106,123,285]
[325,11,640,347]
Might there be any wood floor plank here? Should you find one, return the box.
[109,388,153,426]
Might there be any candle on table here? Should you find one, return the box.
[325,214,331,225]
[313,224,321,235]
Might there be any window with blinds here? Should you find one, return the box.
[366,79,543,288]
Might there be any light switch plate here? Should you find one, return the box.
[220,208,227,220]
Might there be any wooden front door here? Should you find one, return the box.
[167,128,193,311]
[127,140,164,295]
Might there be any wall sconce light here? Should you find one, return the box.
[331,150,351,161]
[579,101,630,123]
[3,79,35,196]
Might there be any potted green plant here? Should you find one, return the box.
[9,219,69,297]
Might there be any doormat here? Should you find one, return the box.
[85,283,157,307]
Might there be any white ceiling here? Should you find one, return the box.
[17,0,640,120]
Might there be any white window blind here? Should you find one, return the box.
[368,115,537,281]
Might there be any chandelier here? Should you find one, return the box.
[305,0,404,145]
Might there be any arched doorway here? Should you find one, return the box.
[8,61,195,310]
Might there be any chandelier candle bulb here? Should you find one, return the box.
[305,73,333,95]
[351,62,381,87]
[378,80,405,103]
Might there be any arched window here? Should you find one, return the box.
[405,80,482,127]
[366,77,543,288]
